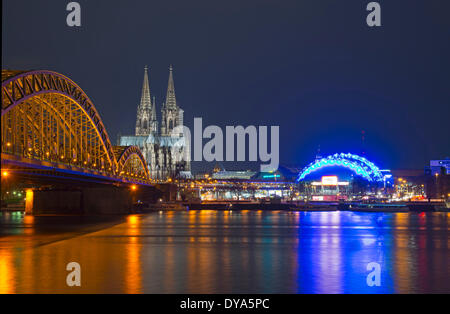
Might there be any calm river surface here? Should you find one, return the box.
[0,210,449,293]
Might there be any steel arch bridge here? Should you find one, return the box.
[296,153,384,183]
[1,70,149,184]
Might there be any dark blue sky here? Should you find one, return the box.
[2,0,449,172]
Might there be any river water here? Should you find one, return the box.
[0,210,449,293]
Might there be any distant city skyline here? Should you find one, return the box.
[2,0,449,173]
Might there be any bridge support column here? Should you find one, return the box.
[155,184,177,202]
[82,187,133,214]
[26,189,83,215]
[25,187,134,215]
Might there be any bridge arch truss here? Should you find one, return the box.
[1,70,149,183]
[114,146,150,180]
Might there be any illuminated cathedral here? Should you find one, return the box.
[118,66,191,180]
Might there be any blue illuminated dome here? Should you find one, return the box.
[296,153,384,183]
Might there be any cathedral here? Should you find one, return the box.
[118,66,191,180]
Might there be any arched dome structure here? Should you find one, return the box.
[297,153,384,183]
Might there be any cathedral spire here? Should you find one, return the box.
[135,66,153,136]
[165,65,177,108]
[140,65,151,109]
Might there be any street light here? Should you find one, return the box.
[2,171,9,178]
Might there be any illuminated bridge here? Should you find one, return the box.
[1,70,149,183]
[1,70,155,214]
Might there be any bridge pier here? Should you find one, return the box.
[154,184,177,201]
[25,186,134,215]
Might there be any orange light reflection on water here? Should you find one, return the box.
[0,252,14,294]
[125,215,142,293]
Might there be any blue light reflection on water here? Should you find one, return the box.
[292,211,439,293]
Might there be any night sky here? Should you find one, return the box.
[2,0,449,173]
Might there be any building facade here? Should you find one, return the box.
[119,66,191,180]
[429,159,450,176]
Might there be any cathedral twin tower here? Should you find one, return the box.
[120,66,190,180]
[135,65,183,137]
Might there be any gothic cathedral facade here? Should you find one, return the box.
[119,66,191,180]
